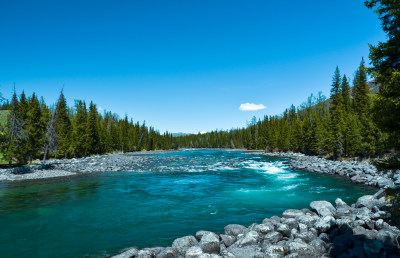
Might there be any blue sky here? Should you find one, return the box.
[0,0,385,133]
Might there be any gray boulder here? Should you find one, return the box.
[200,232,220,254]
[276,223,291,237]
[226,245,264,258]
[353,226,367,235]
[287,239,316,255]
[355,195,378,209]
[377,229,397,246]
[172,236,198,256]
[310,201,336,217]
[295,214,318,228]
[264,244,285,258]
[364,239,386,257]
[224,224,249,237]
[235,231,259,247]
[196,231,218,241]
[335,198,350,209]
[185,246,203,258]
[264,231,283,244]
[220,234,236,248]
[112,247,139,258]
[255,223,274,234]
[157,247,177,258]
[282,209,304,219]
[314,215,336,233]
[137,249,156,258]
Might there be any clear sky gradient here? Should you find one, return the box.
[0,0,385,133]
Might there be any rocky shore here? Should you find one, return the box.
[263,152,400,189]
[0,151,173,182]
[112,189,400,257]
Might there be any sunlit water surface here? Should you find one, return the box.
[0,149,376,257]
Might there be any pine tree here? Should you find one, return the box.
[4,91,27,164]
[86,101,99,154]
[366,1,400,153]
[341,75,351,112]
[55,90,72,158]
[43,108,58,161]
[330,67,345,158]
[71,100,87,157]
[353,58,371,117]
[26,93,45,163]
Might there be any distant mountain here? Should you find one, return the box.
[171,132,192,137]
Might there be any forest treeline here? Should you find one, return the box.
[174,60,387,159]
[0,0,399,164]
[0,91,174,164]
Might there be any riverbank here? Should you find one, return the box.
[112,189,400,257]
[0,150,176,182]
[263,152,400,189]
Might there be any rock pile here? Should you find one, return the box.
[112,190,400,257]
[263,152,400,189]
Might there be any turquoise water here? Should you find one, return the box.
[0,149,375,257]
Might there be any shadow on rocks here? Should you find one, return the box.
[329,223,400,257]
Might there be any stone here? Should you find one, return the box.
[137,249,156,258]
[298,223,307,234]
[355,195,377,209]
[255,223,274,234]
[235,231,259,247]
[376,219,384,230]
[319,233,330,243]
[264,245,285,258]
[196,231,218,241]
[377,229,397,246]
[112,247,139,258]
[335,198,350,209]
[338,224,353,236]
[353,226,367,235]
[276,223,291,237]
[185,246,203,258]
[282,218,299,230]
[373,189,386,199]
[282,209,304,219]
[310,201,336,217]
[364,239,386,257]
[296,231,317,243]
[156,247,177,258]
[331,234,354,257]
[310,238,327,255]
[364,230,378,240]
[264,232,283,244]
[220,234,236,248]
[200,232,220,254]
[224,224,249,237]
[172,236,198,256]
[377,177,395,188]
[295,214,317,228]
[287,239,316,255]
[226,245,264,258]
[315,215,336,233]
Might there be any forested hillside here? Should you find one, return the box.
[0,91,174,165]
[175,59,387,159]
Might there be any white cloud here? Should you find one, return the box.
[199,131,207,134]
[239,103,266,111]
[98,106,104,112]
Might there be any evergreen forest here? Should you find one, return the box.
[0,0,399,165]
